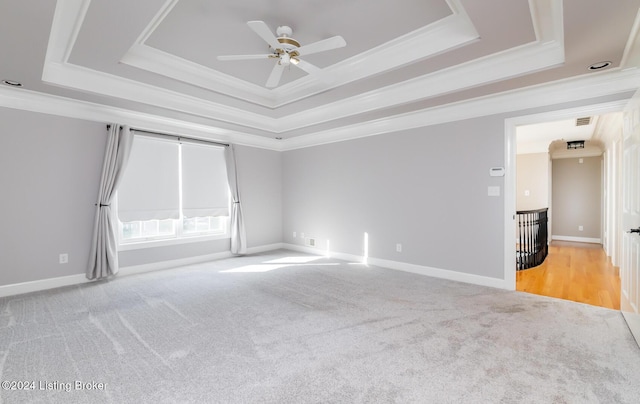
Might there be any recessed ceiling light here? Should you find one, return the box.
[588,61,611,71]
[2,79,23,87]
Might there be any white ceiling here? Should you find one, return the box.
[517,117,600,154]
[1,0,640,150]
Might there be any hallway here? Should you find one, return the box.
[516,241,621,310]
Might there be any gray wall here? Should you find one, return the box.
[551,156,602,239]
[0,107,283,285]
[0,108,107,285]
[283,116,506,279]
[0,93,630,287]
[516,152,550,211]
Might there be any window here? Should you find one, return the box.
[116,135,229,246]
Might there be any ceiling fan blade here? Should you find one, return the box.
[247,21,282,50]
[266,62,285,88]
[293,59,321,75]
[296,36,346,56]
[217,54,273,61]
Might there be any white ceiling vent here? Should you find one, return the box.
[575,117,592,126]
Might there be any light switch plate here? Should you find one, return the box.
[488,186,500,197]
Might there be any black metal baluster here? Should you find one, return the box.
[518,213,523,269]
[516,208,549,270]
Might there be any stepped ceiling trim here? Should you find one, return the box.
[0,0,634,150]
[120,0,480,108]
[41,0,564,134]
[6,68,639,152]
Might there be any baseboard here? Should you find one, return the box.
[0,273,91,298]
[282,243,507,289]
[552,235,602,244]
[0,243,284,298]
[246,243,285,254]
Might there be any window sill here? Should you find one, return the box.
[118,233,230,251]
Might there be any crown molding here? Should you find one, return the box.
[8,1,636,152]
[42,61,281,132]
[0,85,280,151]
[121,44,277,107]
[280,69,640,151]
[41,0,561,133]
[43,0,90,64]
[121,0,479,108]
[621,8,640,69]
[278,38,564,132]
[3,68,638,153]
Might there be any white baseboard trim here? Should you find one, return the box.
[0,243,284,298]
[282,243,507,289]
[246,243,285,254]
[552,235,602,244]
[0,273,91,298]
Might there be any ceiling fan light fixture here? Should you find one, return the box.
[218,21,346,88]
[280,53,291,66]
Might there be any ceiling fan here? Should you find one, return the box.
[217,21,346,88]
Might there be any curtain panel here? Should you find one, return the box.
[87,125,133,280]
[224,144,247,254]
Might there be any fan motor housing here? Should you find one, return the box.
[274,25,300,50]
[277,37,300,48]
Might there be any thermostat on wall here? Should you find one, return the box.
[489,167,505,177]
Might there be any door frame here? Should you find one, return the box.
[503,100,628,290]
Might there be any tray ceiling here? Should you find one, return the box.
[1,0,640,150]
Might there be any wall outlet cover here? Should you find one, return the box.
[59,253,69,264]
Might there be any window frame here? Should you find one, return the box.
[116,138,231,251]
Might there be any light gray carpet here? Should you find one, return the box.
[1,250,639,403]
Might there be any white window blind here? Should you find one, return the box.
[181,143,229,218]
[117,136,180,222]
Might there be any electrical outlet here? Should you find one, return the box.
[309,238,316,247]
[293,231,296,238]
[578,225,584,231]
[59,253,68,264]
[300,233,304,239]
[396,243,402,253]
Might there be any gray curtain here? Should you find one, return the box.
[224,144,247,254]
[87,125,133,280]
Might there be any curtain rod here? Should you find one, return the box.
[106,125,229,147]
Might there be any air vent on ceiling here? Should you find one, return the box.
[576,117,592,126]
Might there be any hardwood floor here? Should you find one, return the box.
[516,241,621,310]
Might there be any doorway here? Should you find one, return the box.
[503,100,627,292]
[513,115,618,309]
